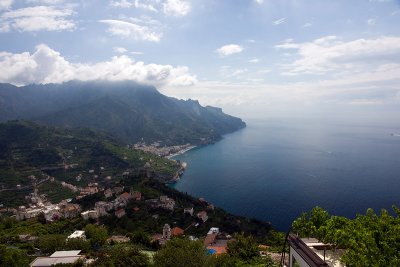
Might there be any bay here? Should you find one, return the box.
[172,118,400,231]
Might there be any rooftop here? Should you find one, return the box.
[288,235,345,267]
[30,250,83,267]
[30,256,82,267]
[302,238,345,267]
[67,231,85,239]
[50,250,81,257]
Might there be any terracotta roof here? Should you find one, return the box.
[119,192,131,199]
[171,227,184,236]
[204,233,217,245]
[207,245,227,255]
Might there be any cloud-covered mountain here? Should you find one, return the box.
[0,80,246,145]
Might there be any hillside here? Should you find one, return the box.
[0,81,246,145]
[0,120,180,207]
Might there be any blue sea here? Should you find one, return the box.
[172,118,400,231]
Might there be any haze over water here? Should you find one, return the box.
[173,118,400,231]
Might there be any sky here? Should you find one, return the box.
[0,0,400,120]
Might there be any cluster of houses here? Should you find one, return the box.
[14,199,81,222]
[146,195,176,211]
[133,141,193,157]
[60,181,100,199]
[80,187,142,220]
[149,224,230,255]
[76,183,100,199]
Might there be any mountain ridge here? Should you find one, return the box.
[0,80,246,145]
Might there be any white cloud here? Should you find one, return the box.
[248,58,259,63]
[0,6,75,32]
[110,0,190,16]
[254,0,264,4]
[216,44,244,57]
[164,61,400,118]
[302,22,312,28]
[134,0,158,12]
[0,22,9,32]
[113,47,128,54]
[272,17,286,25]
[26,0,65,4]
[163,0,190,17]
[110,0,132,8]
[0,44,197,87]
[0,0,13,10]
[100,19,162,42]
[275,36,400,75]
[367,18,376,26]
[111,0,158,12]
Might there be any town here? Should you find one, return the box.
[3,177,260,266]
[132,141,196,158]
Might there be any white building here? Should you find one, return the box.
[286,234,345,267]
[208,227,219,235]
[67,231,86,240]
[30,250,84,267]
[162,224,171,240]
[184,207,194,216]
[81,210,98,220]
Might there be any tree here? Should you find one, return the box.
[84,224,108,248]
[310,206,329,230]
[65,238,91,252]
[292,206,400,266]
[340,207,400,266]
[317,215,349,249]
[36,234,66,254]
[0,245,29,267]
[227,233,260,262]
[292,212,315,237]
[53,259,84,267]
[131,230,151,247]
[153,238,209,267]
[95,244,150,267]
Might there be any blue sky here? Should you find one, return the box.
[1,0,400,120]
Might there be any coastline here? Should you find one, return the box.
[167,145,197,159]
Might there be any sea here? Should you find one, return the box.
[171,118,400,231]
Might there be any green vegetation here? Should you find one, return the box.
[153,238,208,267]
[208,234,277,267]
[0,120,180,206]
[84,224,108,248]
[0,81,246,146]
[0,121,282,266]
[0,245,30,267]
[38,180,79,203]
[292,206,400,266]
[95,244,150,267]
[0,214,278,267]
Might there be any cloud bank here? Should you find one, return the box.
[276,36,400,75]
[110,0,191,17]
[216,44,244,57]
[0,44,197,87]
[99,19,162,42]
[0,5,75,32]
